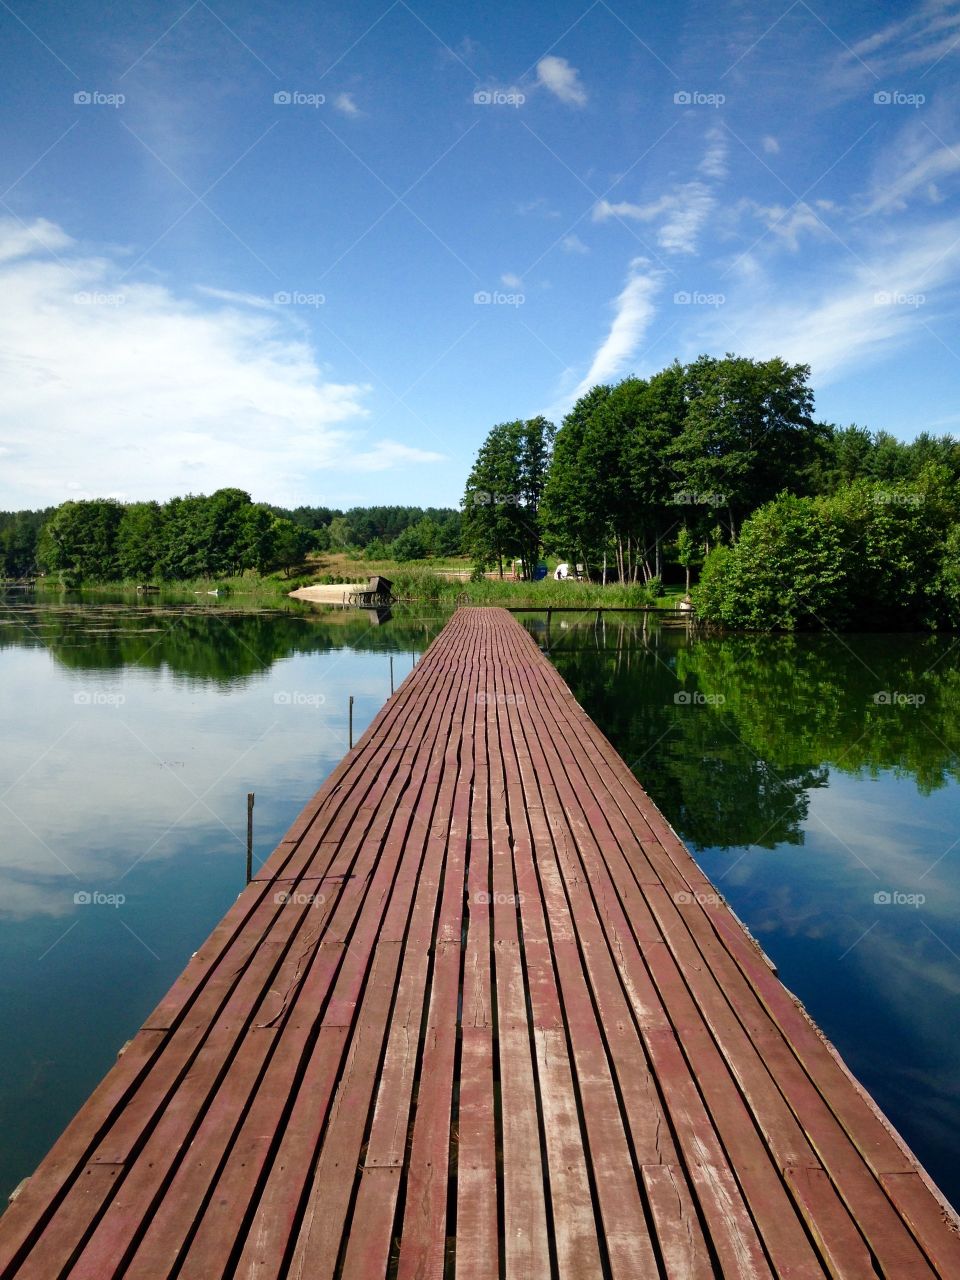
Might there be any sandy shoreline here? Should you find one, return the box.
[288,583,366,604]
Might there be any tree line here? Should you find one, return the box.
[0,496,463,583]
[460,353,960,628]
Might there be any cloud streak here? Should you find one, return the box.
[566,257,662,403]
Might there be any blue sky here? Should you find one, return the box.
[1,0,959,510]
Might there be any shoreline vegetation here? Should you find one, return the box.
[4,354,960,631]
[16,562,678,610]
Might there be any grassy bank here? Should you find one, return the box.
[24,556,684,610]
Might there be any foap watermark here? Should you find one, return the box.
[872,691,925,707]
[274,291,325,307]
[474,89,525,107]
[874,290,925,308]
[874,890,925,907]
[274,889,327,906]
[469,490,522,506]
[74,889,126,908]
[674,690,725,706]
[274,691,326,708]
[74,291,125,306]
[74,689,125,707]
[670,490,727,508]
[873,90,925,108]
[74,90,125,108]
[473,890,524,905]
[673,890,723,906]
[674,290,725,307]
[474,290,525,307]
[674,89,725,108]
[274,90,325,107]
[475,690,525,706]
[873,490,923,507]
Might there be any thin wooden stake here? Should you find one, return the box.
[245,792,254,884]
[390,654,394,695]
[349,695,354,748]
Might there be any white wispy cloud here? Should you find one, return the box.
[501,272,523,287]
[741,200,831,251]
[762,135,781,155]
[561,234,590,254]
[566,257,662,402]
[848,0,960,71]
[861,122,960,215]
[698,127,728,180]
[535,55,588,106]
[708,219,960,381]
[0,218,444,509]
[195,285,275,308]
[592,130,727,255]
[334,92,361,117]
[593,194,675,223]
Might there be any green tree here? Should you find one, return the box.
[116,502,165,580]
[675,525,699,593]
[270,517,313,576]
[542,385,613,578]
[39,500,124,582]
[327,515,352,549]
[671,355,821,541]
[694,493,850,630]
[462,417,553,577]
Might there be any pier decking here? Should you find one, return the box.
[1,607,957,1278]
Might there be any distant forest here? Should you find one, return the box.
[0,498,462,584]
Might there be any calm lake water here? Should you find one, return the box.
[0,599,958,1211]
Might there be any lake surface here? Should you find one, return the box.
[0,599,957,1210]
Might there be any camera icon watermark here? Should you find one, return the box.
[473,290,525,307]
[670,490,727,507]
[74,291,125,306]
[74,689,126,707]
[274,90,325,107]
[274,889,327,906]
[872,690,925,706]
[273,291,325,307]
[274,691,326,707]
[74,889,126,907]
[673,690,725,706]
[874,290,925,308]
[673,89,725,107]
[74,90,125,108]
[673,890,722,906]
[873,890,925,907]
[674,290,725,307]
[873,90,925,108]
[475,690,525,706]
[473,89,526,107]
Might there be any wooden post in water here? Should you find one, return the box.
[349,695,354,748]
[245,793,254,884]
[389,654,394,696]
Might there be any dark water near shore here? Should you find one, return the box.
[0,598,957,1210]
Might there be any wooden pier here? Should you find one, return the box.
[1,607,957,1278]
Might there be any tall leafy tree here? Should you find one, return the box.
[462,417,553,577]
[671,355,821,540]
[116,502,165,580]
[39,500,124,582]
[542,385,613,577]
